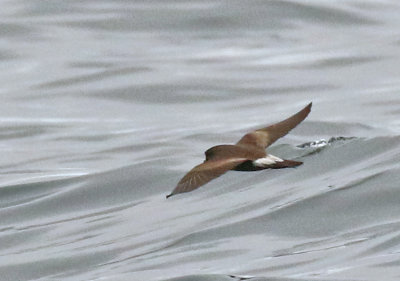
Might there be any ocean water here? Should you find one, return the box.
[1,1,400,280]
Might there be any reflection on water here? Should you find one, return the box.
[1,1,400,281]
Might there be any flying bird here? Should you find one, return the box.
[166,102,312,198]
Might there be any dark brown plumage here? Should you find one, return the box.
[167,102,312,198]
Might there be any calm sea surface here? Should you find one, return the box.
[1,1,400,281]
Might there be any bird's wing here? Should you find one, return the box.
[236,102,312,149]
[167,158,248,198]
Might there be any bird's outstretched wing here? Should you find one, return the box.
[167,158,247,198]
[236,102,312,149]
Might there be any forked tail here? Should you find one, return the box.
[270,159,302,169]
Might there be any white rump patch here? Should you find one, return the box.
[254,154,284,167]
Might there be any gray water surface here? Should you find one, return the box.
[1,1,400,281]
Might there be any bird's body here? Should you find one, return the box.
[205,144,265,162]
[166,102,312,198]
